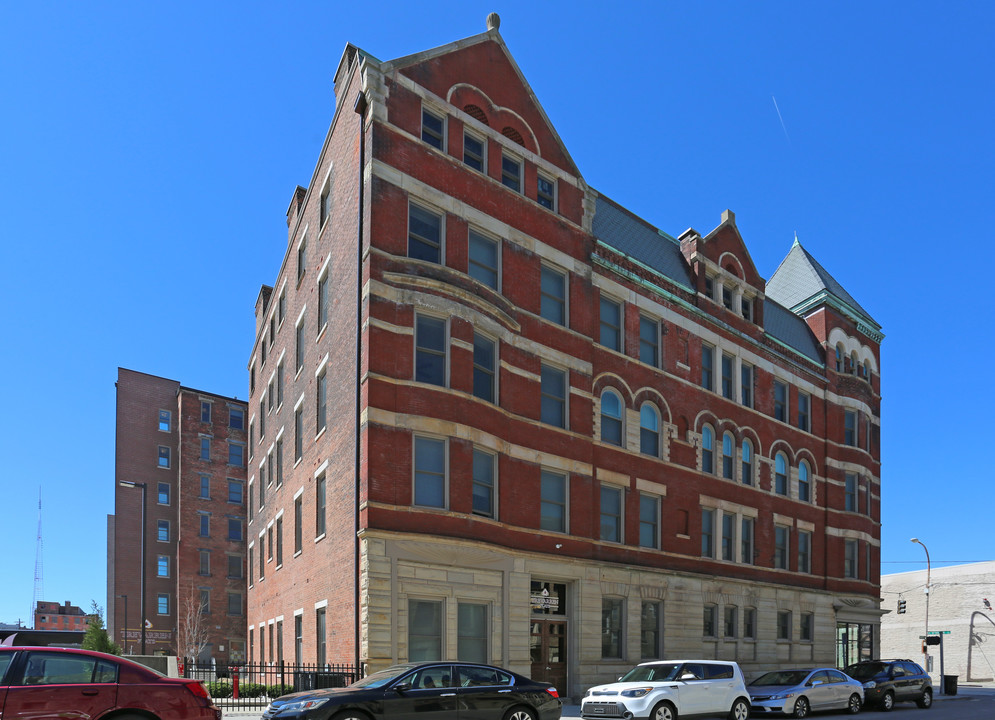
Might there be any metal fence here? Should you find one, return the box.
[182,659,361,709]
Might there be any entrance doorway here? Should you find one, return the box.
[530,619,567,691]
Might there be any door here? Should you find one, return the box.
[805,671,834,711]
[455,664,516,720]
[530,620,566,691]
[385,665,458,720]
[3,651,119,720]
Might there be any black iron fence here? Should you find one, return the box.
[181,659,361,710]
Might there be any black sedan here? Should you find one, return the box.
[262,661,561,720]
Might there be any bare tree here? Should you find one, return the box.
[177,586,211,661]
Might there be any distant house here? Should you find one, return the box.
[34,601,93,631]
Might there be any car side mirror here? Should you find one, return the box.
[394,682,412,693]
[680,673,697,680]
[810,680,822,686]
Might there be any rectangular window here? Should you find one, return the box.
[721,353,734,399]
[798,530,812,573]
[248,546,253,585]
[599,296,622,351]
[259,401,265,439]
[199,550,210,576]
[724,605,738,638]
[639,315,658,366]
[320,177,332,228]
[157,594,169,615]
[297,234,307,282]
[540,265,566,325]
[316,370,327,432]
[600,485,622,543]
[741,363,753,407]
[318,271,330,330]
[158,410,171,432]
[277,361,284,407]
[157,520,169,543]
[845,539,859,578]
[540,470,566,532]
[201,401,212,423]
[639,494,659,549]
[230,407,244,430]
[845,473,858,512]
[701,508,714,558]
[409,204,442,263]
[278,291,286,324]
[701,344,714,391]
[601,598,623,658]
[415,314,447,386]
[540,364,567,428]
[703,605,717,637]
[845,410,857,446]
[228,592,242,616]
[777,610,792,640]
[774,381,787,422]
[294,495,303,553]
[157,555,169,578]
[472,332,496,403]
[294,406,304,462]
[463,131,484,171]
[741,296,753,322]
[228,554,242,579]
[158,482,170,505]
[741,517,754,564]
[275,439,283,487]
[199,474,210,498]
[316,474,326,537]
[641,601,661,659]
[471,448,495,518]
[721,512,735,561]
[798,392,810,431]
[228,518,242,541]
[228,479,243,504]
[536,173,555,210]
[259,464,266,507]
[294,614,303,664]
[744,608,756,639]
[258,535,265,579]
[276,516,283,566]
[800,613,814,641]
[421,108,444,149]
[468,230,498,289]
[774,525,790,570]
[158,446,170,468]
[295,321,305,372]
[408,599,442,661]
[722,285,733,310]
[199,514,210,538]
[228,443,245,468]
[316,607,326,665]
[457,603,488,663]
[501,153,521,192]
[414,437,446,508]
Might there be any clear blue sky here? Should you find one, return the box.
[1,1,991,625]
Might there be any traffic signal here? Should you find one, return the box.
[926,636,941,646]
[898,599,907,614]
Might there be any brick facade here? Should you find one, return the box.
[247,17,883,698]
[34,601,92,632]
[109,368,248,662]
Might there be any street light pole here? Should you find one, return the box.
[117,594,128,653]
[120,481,148,654]
[911,538,931,671]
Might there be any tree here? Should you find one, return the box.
[81,601,121,655]
[177,586,211,661]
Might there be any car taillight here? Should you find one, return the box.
[546,687,560,698]
[185,681,211,700]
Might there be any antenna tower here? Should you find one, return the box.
[32,488,44,629]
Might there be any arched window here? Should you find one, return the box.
[863,359,871,380]
[640,403,660,456]
[601,390,623,446]
[775,453,788,495]
[850,351,859,375]
[798,460,811,502]
[722,433,734,480]
[835,344,844,372]
[701,426,714,474]
[741,440,753,486]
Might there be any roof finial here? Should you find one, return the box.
[793,231,800,247]
[487,12,501,31]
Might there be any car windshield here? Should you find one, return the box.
[619,663,681,682]
[845,663,885,681]
[751,671,810,687]
[350,665,415,689]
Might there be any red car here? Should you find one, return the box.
[0,646,221,720]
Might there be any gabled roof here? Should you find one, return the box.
[592,194,694,291]
[767,239,880,331]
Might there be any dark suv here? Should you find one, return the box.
[843,660,932,711]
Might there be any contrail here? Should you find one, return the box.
[772,95,791,146]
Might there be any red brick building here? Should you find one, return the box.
[247,16,883,696]
[109,368,248,662]
[34,601,93,632]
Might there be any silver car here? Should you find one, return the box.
[748,668,862,717]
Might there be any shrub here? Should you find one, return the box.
[205,682,232,698]
[238,682,267,698]
[267,683,295,698]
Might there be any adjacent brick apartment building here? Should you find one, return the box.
[247,15,883,696]
[34,601,93,631]
[108,368,248,662]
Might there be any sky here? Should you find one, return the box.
[1,1,992,626]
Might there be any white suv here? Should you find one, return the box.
[581,660,750,720]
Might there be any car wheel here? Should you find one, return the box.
[791,696,809,718]
[916,688,932,709]
[651,700,677,720]
[881,691,895,712]
[847,693,862,714]
[503,706,537,720]
[331,711,373,720]
[729,698,749,720]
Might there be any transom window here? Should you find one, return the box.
[408,204,442,263]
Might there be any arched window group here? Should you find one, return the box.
[599,389,665,459]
